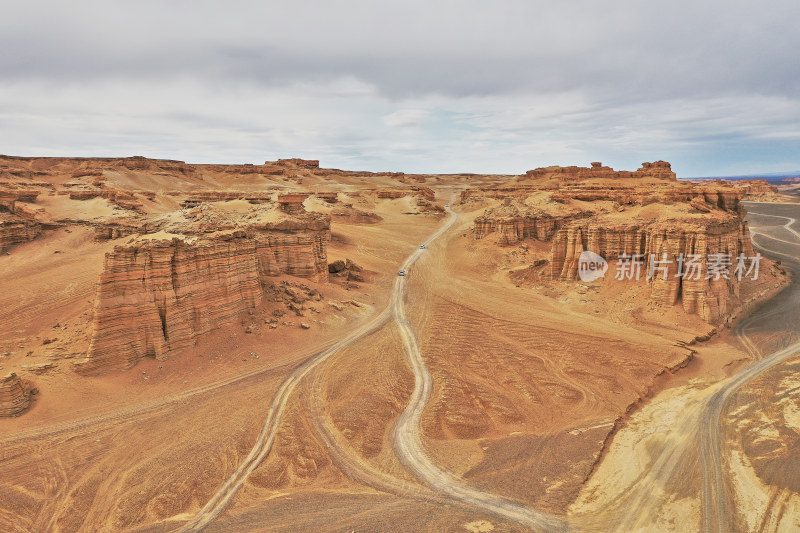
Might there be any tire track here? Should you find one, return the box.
[700,208,800,532]
[179,200,481,531]
[390,202,568,532]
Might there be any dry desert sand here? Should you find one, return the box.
[1,156,799,532]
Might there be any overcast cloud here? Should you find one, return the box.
[1,0,799,176]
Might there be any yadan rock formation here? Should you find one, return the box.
[0,155,437,378]
[0,372,32,417]
[470,162,782,323]
[0,191,42,252]
[76,203,330,373]
[692,178,791,202]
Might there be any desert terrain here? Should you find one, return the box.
[1,156,798,532]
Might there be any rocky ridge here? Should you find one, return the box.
[469,162,786,323]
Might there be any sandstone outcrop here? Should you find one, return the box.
[547,219,755,321]
[176,191,275,207]
[65,188,143,211]
[731,179,778,195]
[523,160,676,183]
[474,206,592,245]
[117,156,196,177]
[724,179,789,202]
[374,186,436,202]
[0,194,42,252]
[328,258,365,283]
[278,193,310,214]
[93,218,148,241]
[0,191,16,213]
[76,204,331,373]
[276,158,320,169]
[314,192,339,203]
[469,162,779,323]
[0,373,31,417]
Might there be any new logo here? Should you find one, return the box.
[578,251,608,282]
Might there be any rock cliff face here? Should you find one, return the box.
[731,179,778,195]
[276,158,320,169]
[64,188,145,211]
[469,162,775,323]
[0,190,43,251]
[0,373,31,417]
[547,219,755,322]
[473,203,591,245]
[0,215,41,252]
[523,160,676,182]
[726,179,789,202]
[76,206,330,373]
[175,191,274,207]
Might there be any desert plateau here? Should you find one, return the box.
[3,2,800,531]
[0,154,798,532]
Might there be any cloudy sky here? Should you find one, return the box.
[2,0,799,177]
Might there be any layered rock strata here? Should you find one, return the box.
[470,162,773,323]
[1,201,42,252]
[524,160,676,182]
[77,206,330,373]
[547,219,755,321]
[0,373,31,417]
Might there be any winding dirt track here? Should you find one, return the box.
[699,208,800,533]
[176,309,392,532]
[568,206,800,532]
[389,204,568,532]
[181,200,567,532]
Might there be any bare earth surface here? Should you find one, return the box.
[1,157,798,532]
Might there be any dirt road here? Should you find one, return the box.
[390,207,568,533]
[700,206,800,532]
[183,200,566,531]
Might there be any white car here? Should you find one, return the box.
[398,270,406,276]
[420,244,426,249]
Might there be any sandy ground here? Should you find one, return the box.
[568,201,800,532]
[1,171,797,532]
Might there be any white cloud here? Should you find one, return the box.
[382,109,430,128]
[1,1,799,175]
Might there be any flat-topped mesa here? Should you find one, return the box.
[76,204,330,374]
[468,162,783,323]
[174,191,274,208]
[722,179,787,201]
[733,179,778,194]
[278,193,310,214]
[461,162,679,203]
[0,373,31,417]
[275,158,320,169]
[373,185,436,202]
[523,160,677,183]
[314,192,339,204]
[117,156,195,176]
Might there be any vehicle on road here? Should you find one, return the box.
[398,270,406,276]
[420,244,426,249]
[445,203,450,207]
